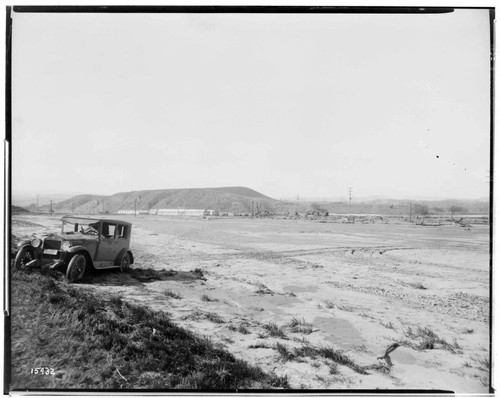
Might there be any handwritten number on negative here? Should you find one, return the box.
[31,367,55,375]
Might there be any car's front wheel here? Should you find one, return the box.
[120,252,131,272]
[14,246,34,270]
[66,254,86,283]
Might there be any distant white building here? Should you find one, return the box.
[156,209,179,216]
[184,209,205,216]
[156,209,205,216]
[117,209,148,215]
[117,209,135,215]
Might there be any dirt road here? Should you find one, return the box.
[11,214,490,392]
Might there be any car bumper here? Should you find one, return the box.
[37,252,70,270]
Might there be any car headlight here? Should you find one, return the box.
[61,241,71,251]
[31,238,41,248]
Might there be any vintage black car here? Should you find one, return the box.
[14,216,134,282]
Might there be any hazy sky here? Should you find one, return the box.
[12,9,491,200]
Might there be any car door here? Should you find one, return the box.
[94,222,120,266]
[115,223,130,258]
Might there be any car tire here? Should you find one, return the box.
[14,246,34,270]
[120,252,131,272]
[66,254,86,283]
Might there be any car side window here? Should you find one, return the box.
[101,223,117,239]
[117,224,128,239]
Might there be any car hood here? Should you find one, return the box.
[44,233,98,244]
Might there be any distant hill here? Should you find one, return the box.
[12,191,86,207]
[28,187,281,214]
[12,205,30,214]
[24,187,489,216]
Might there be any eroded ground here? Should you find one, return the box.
[11,214,490,392]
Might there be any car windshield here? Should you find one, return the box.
[61,220,100,235]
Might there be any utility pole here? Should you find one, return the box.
[49,200,54,215]
[134,198,137,217]
[72,200,75,214]
[409,201,412,223]
[348,187,353,216]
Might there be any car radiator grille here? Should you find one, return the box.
[44,240,62,250]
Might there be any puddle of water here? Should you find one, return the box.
[283,285,318,293]
[313,316,364,347]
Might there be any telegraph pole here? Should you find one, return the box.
[348,187,353,216]
[134,198,137,217]
[72,200,75,214]
[49,200,54,215]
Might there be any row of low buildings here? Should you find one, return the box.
[116,209,219,216]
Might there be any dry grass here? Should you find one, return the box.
[263,322,287,339]
[164,290,182,299]
[325,300,335,309]
[192,268,205,278]
[400,326,462,353]
[10,267,288,390]
[248,342,271,349]
[324,300,354,312]
[238,324,250,335]
[227,324,250,335]
[287,317,313,334]
[184,310,225,324]
[475,356,490,371]
[382,321,396,330]
[255,286,274,295]
[272,342,367,375]
[201,294,218,302]
[408,282,427,290]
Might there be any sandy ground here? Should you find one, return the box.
[11,214,491,392]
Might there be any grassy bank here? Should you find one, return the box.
[9,268,288,390]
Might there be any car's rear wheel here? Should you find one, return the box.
[66,254,86,283]
[120,252,131,272]
[14,246,34,270]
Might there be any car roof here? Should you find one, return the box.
[61,216,132,226]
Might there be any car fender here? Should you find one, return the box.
[15,240,42,258]
[17,239,32,248]
[115,248,134,265]
[67,246,94,266]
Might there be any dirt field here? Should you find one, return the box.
[11,214,491,392]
